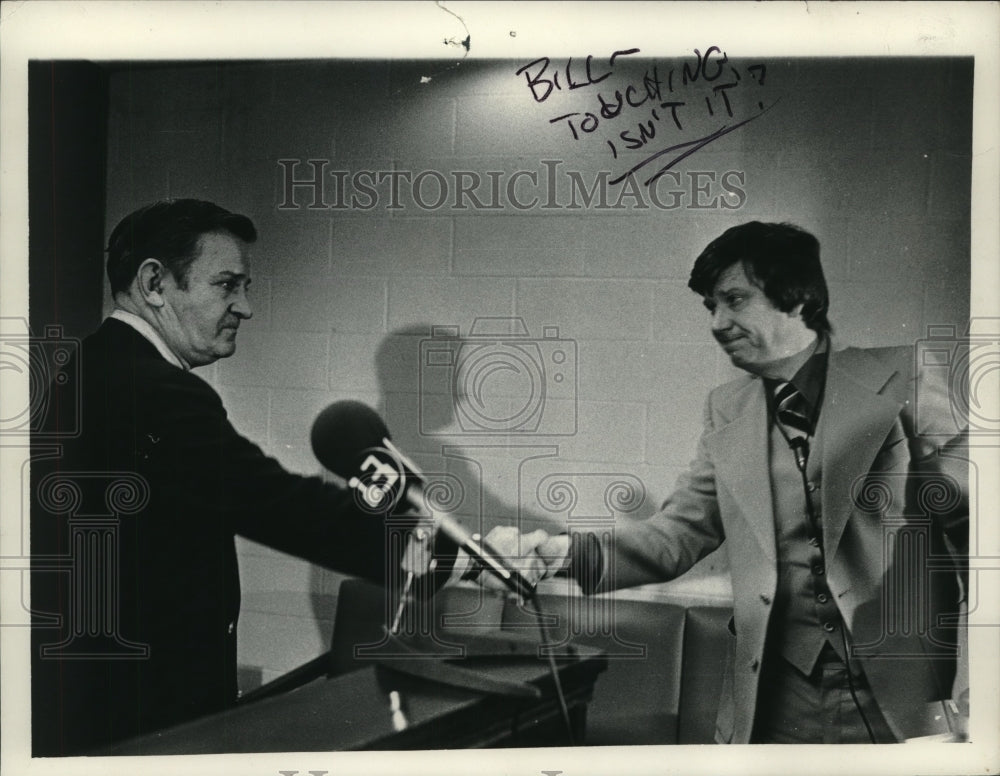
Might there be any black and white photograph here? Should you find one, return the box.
[1,3,998,775]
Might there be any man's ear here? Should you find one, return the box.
[788,303,805,320]
[135,259,167,307]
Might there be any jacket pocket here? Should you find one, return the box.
[869,427,909,472]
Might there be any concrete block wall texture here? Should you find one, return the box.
[104,56,971,683]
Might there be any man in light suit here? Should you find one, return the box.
[485,222,968,743]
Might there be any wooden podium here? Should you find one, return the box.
[102,582,607,754]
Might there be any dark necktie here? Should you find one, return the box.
[774,380,814,475]
[774,381,813,437]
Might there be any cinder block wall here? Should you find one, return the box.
[104,57,971,684]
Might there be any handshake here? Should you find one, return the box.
[457,526,573,592]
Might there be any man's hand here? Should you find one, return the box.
[475,526,571,591]
[536,532,572,576]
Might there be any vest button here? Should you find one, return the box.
[807,482,818,492]
[817,593,829,604]
[823,621,837,633]
[812,564,825,576]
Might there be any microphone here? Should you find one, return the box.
[789,436,809,473]
[310,401,536,599]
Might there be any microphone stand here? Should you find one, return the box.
[391,528,433,635]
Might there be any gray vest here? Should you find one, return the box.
[767,414,846,674]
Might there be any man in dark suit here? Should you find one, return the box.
[30,199,440,755]
[483,222,969,743]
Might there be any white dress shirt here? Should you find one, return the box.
[108,308,188,370]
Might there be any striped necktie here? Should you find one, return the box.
[774,381,814,438]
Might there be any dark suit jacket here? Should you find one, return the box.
[596,344,969,743]
[30,319,407,755]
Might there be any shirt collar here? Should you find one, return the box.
[109,309,189,370]
[789,334,829,410]
[765,334,828,415]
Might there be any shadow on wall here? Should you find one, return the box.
[307,322,570,650]
[306,319,732,654]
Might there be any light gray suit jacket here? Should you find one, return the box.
[598,343,969,743]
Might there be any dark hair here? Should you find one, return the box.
[687,221,832,334]
[106,199,257,295]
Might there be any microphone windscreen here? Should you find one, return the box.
[310,400,390,478]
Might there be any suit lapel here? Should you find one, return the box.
[707,378,776,562]
[819,347,905,559]
[705,346,905,566]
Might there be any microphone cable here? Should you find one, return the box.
[400,533,577,744]
[782,428,879,744]
[465,537,576,744]
[839,619,878,743]
[525,591,576,746]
